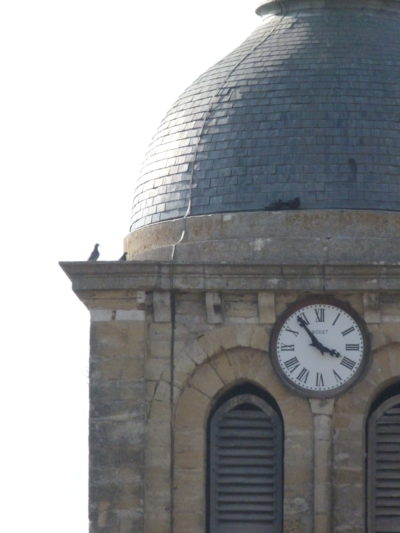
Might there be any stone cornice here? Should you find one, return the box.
[60,262,400,307]
[125,211,400,265]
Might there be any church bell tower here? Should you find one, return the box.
[62,1,400,531]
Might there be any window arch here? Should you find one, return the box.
[367,384,400,532]
[208,384,283,533]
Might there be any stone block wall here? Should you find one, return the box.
[61,261,400,532]
[88,292,147,532]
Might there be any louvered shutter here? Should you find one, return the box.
[209,393,283,533]
[368,395,400,532]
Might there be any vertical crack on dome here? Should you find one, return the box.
[130,4,400,231]
[180,15,286,220]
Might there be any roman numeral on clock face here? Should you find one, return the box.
[285,327,299,337]
[333,369,342,383]
[341,326,355,336]
[316,372,324,387]
[280,343,295,351]
[340,356,356,370]
[346,343,360,351]
[298,312,310,325]
[314,308,325,322]
[284,356,300,373]
[297,367,310,383]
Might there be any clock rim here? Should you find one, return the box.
[269,295,371,399]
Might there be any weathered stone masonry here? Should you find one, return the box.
[61,261,400,532]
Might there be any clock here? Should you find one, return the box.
[270,297,370,398]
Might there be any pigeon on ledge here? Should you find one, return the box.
[265,197,300,211]
[119,252,127,261]
[88,243,100,261]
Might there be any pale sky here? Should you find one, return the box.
[0,2,258,530]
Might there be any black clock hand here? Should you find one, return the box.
[297,316,341,357]
[297,316,326,354]
[307,336,341,358]
[322,346,341,358]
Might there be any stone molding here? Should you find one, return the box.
[173,347,313,532]
[60,262,400,303]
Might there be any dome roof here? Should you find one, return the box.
[131,0,400,230]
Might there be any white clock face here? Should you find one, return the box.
[272,300,368,396]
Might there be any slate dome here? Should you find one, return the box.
[130,0,400,231]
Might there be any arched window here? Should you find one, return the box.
[367,384,400,532]
[208,384,283,533]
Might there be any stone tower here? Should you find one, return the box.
[62,1,400,531]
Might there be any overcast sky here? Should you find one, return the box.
[1,2,258,530]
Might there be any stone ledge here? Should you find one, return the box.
[60,262,400,308]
